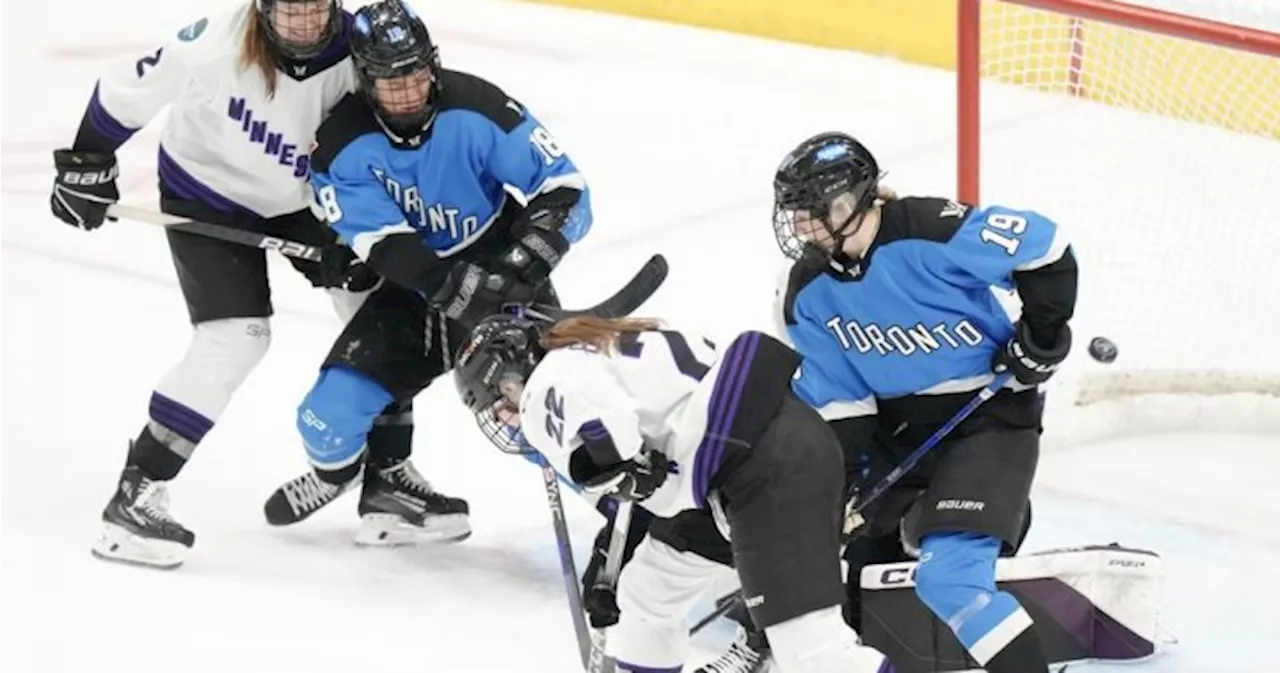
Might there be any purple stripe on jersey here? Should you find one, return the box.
[579,419,610,440]
[877,659,897,673]
[616,662,681,673]
[148,392,214,444]
[157,146,257,215]
[690,347,742,507]
[691,332,760,508]
[87,83,137,145]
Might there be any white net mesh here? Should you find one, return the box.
[973,0,1280,407]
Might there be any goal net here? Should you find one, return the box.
[958,0,1280,438]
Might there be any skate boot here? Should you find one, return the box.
[695,625,772,673]
[264,469,359,526]
[91,465,195,569]
[356,459,470,546]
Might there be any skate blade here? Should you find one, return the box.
[91,523,189,570]
[355,513,472,547]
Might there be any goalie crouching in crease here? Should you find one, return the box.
[453,315,892,673]
[260,0,596,546]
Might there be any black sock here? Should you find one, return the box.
[367,399,413,469]
[127,425,189,481]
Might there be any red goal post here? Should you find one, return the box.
[954,0,1280,420]
[958,0,1280,203]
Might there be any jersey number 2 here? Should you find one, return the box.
[618,331,711,381]
[545,387,566,446]
[979,213,1027,255]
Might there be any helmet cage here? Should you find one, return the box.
[256,0,344,62]
[772,134,881,265]
[350,0,442,142]
[453,316,545,455]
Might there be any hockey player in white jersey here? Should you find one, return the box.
[453,315,892,673]
[49,0,378,569]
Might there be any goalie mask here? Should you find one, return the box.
[256,0,345,62]
[453,315,546,454]
[773,131,882,268]
[350,0,442,145]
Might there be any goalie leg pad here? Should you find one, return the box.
[297,366,394,481]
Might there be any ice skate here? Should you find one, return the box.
[356,459,470,546]
[696,625,772,673]
[264,469,358,526]
[91,465,195,569]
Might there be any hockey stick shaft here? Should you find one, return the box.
[853,372,1013,515]
[536,452,596,669]
[689,588,743,636]
[106,204,324,262]
[586,500,632,673]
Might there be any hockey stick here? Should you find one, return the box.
[689,588,743,636]
[534,451,597,670]
[846,371,1014,531]
[518,254,668,322]
[586,500,632,673]
[106,204,324,262]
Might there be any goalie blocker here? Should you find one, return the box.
[859,544,1165,672]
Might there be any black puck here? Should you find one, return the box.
[1088,336,1118,363]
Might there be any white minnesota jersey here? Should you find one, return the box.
[85,5,355,217]
[520,330,759,518]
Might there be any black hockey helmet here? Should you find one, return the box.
[453,315,547,454]
[350,0,442,144]
[772,131,882,266]
[255,0,345,62]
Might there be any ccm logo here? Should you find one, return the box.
[62,167,119,186]
[879,567,918,586]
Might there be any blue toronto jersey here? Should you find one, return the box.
[785,198,1068,413]
[310,72,592,260]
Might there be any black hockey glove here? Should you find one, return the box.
[580,504,654,628]
[50,149,119,230]
[574,448,670,503]
[495,224,569,288]
[314,240,381,292]
[430,261,535,330]
[993,320,1072,385]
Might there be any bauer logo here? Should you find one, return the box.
[227,97,311,178]
[936,499,985,512]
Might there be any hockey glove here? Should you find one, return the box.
[430,262,535,330]
[50,149,119,230]
[315,239,381,292]
[495,225,569,288]
[574,448,670,503]
[580,504,654,628]
[993,320,1072,385]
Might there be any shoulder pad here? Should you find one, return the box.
[877,197,974,246]
[781,261,825,326]
[436,69,525,133]
[311,93,382,173]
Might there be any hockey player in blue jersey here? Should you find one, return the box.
[772,132,1076,673]
[260,0,594,544]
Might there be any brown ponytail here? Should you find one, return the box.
[240,3,279,98]
[540,316,664,354]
